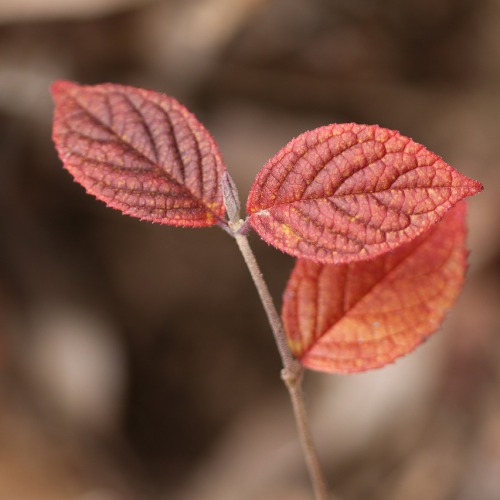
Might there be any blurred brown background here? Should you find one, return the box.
[0,0,497,499]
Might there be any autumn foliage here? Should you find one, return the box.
[51,81,483,374]
[247,123,480,264]
[51,81,227,227]
[282,203,468,373]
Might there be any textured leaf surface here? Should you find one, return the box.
[247,123,482,263]
[52,80,226,227]
[282,203,468,374]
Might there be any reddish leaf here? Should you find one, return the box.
[282,202,468,374]
[52,81,226,227]
[247,123,482,263]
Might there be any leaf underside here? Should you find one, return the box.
[51,80,226,227]
[282,203,468,374]
[247,123,482,264]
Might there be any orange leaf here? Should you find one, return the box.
[52,81,226,227]
[282,202,469,374]
[247,124,482,264]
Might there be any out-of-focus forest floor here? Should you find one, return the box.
[0,0,498,498]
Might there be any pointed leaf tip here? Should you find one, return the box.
[51,79,76,96]
[282,203,469,374]
[247,123,482,264]
[52,81,227,227]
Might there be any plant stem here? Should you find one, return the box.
[233,231,295,372]
[284,372,330,500]
[232,225,330,500]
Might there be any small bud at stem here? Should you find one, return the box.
[222,171,241,224]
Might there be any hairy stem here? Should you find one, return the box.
[231,222,329,500]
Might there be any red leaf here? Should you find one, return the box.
[282,202,468,374]
[247,124,482,263]
[51,81,226,227]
